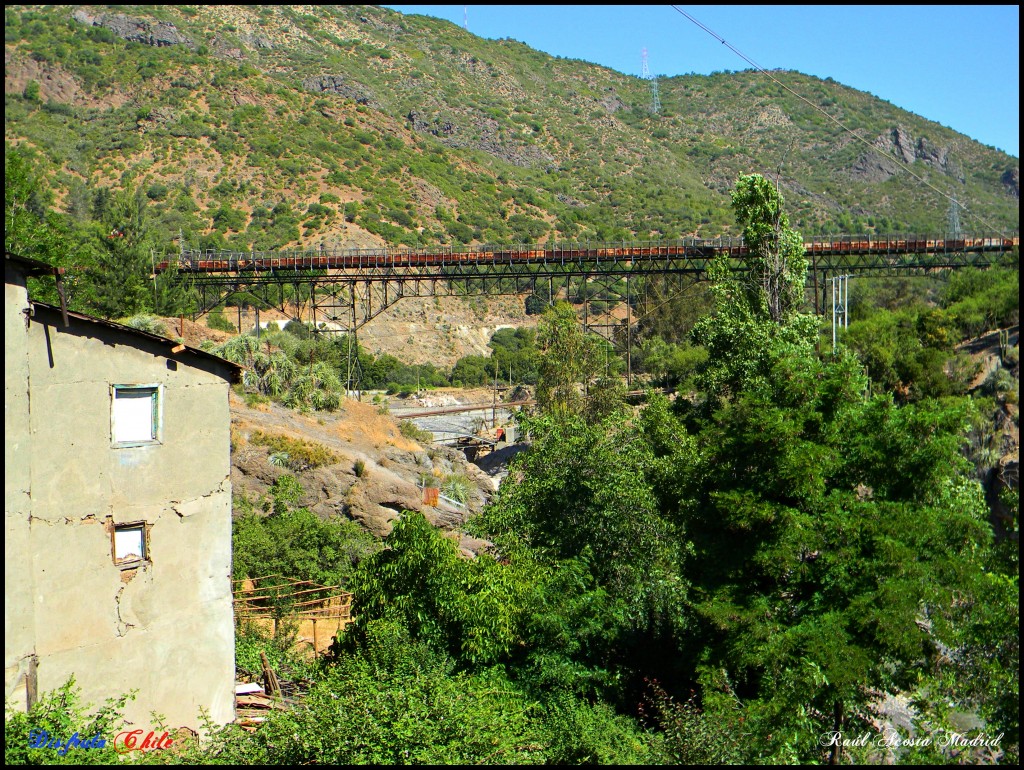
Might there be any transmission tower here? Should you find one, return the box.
[641,48,661,114]
[830,274,850,353]
[946,193,962,238]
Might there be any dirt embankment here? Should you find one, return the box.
[229,392,494,556]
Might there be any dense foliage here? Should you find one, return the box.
[200,176,1019,764]
[233,475,380,591]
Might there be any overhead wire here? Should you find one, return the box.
[670,5,1014,240]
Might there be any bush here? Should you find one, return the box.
[233,477,379,589]
[525,293,546,315]
[250,431,339,470]
[982,367,1017,398]
[283,319,311,339]
[214,620,549,765]
[3,678,133,765]
[22,79,40,102]
[441,473,472,504]
[145,182,169,201]
[207,308,237,332]
[244,391,271,408]
[399,420,433,443]
[118,313,167,337]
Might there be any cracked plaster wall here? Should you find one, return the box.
[5,269,36,709]
[4,291,235,730]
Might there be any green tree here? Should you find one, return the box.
[643,174,1008,762]
[4,145,82,307]
[85,188,156,318]
[477,411,678,599]
[534,301,603,417]
[691,175,819,408]
[729,172,808,325]
[347,511,535,666]
[658,353,995,762]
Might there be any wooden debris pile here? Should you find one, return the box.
[234,651,307,730]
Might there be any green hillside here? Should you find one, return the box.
[4,3,1019,269]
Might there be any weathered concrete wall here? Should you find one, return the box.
[4,296,235,730]
[4,268,36,710]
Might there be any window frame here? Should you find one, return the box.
[110,383,162,447]
[111,521,150,567]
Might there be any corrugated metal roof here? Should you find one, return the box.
[8,250,243,382]
[27,301,244,384]
[5,251,63,277]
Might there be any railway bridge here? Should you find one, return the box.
[155,234,1017,387]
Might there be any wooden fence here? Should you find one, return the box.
[233,575,353,655]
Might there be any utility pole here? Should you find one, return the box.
[492,356,498,429]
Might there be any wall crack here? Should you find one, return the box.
[114,585,136,637]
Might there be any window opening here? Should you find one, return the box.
[112,523,147,566]
[111,385,160,446]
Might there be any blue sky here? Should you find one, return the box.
[384,5,1019,158]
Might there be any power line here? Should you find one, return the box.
[670,6,1013,240]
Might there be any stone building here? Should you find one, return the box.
[5,253,240,730]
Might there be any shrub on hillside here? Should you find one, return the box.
[207,308,237,332]
[250,431,339,470]
[399,421,433,443]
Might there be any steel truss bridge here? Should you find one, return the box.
[156,234,1017,387]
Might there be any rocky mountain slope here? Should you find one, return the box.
[229,390,495,555]
[4,3,1018,269]
[168,292,536,370]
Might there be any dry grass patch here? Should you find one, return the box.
[250,431,339,470]
[333,399,421,452]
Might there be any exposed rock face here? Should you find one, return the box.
[3,54,85,105]
[914,136,947,168]
[1002,167,1020,199]
[600,91,626,114]
[210,37,244,60]
[70,9,194,49]
[228,395,493,555]
[851,150,902,183]
[957,325,1020,543]
[301,75,376,106]
[239,33,274,50]
[405,111,556,170]
[888,125,917,164]
[850,125,953,182]
[407,110,455,136]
